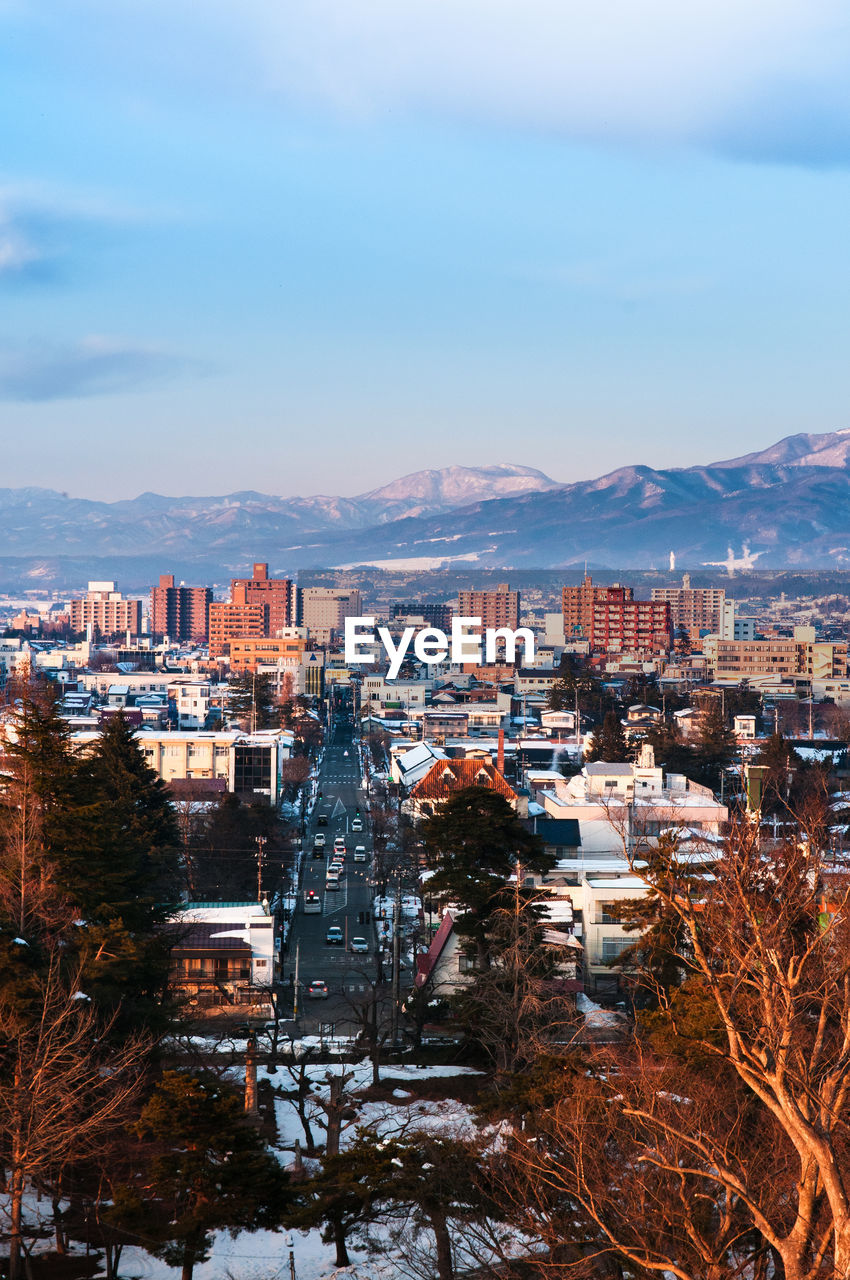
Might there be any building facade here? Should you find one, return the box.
[69,582,142,638]
[562,576,634,639]
[587,594,673,654]
[456,583,520,631]
[651,575,725,637]
[150,574,213,643]
[230,562,298,636]
[209,602,269,657]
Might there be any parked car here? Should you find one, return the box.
[353,845,367,862]
[326,926,344,945]
[307,979,329,999]
[350,936,368,953]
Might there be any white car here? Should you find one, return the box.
[353,846,367,862]
[325,872,340,890]
[351,817,363,832]
[350,936,368,953]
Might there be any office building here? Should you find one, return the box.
[562,576,634,639]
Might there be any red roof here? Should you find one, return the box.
[409,758,516,802]
[414,911,455,988]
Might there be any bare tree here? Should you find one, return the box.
[0,955,149,1280]
[492,827,850,1280]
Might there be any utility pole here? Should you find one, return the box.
[391,892,401,1046]
[293,941,300,1020]
[255,835,267,902]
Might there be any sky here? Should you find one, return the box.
[1,0,850,499]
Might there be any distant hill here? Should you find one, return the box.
[3,434,850,584]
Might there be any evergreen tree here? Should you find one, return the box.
[73,715,182,1025]
[421,787,553,966]
[227,671,278,730]
[585,710,630,763]
[119,1071,289,1280]
[645,720,696,777]
[691,703,736,792]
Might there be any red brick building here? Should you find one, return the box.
[150,574,212,643]
[231,563,298,636]
[587,592,673,653]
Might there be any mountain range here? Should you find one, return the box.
[4,433,850,583]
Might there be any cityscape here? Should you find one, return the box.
[3,3,850,1280]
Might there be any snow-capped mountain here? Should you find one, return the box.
[3,434,850,582]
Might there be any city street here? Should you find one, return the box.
[282,722,381,1035]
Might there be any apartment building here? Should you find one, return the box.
[587,592,673,654]
[69,582,142,638]
[562,575,634,638]
[651,575,725,636]
[150,574,213,643]
[456,583,520,631]
[228,632,309,675]
[208,602,269,657]
[300,587,363,639]
[230,563,298,635]
[705,631,848,683]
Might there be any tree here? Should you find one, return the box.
[121,1070,289,1280]
[645,720,696,778]
[227,671,278,731]
[492,828,850,1280]
[421,788,553,967]
[585,710,629,763]
[72,714,181,1026]
[691,702,736,791]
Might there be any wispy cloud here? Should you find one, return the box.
[0,335,200,401]
[192,0,850,164]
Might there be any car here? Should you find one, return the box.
[307,979,329,999]
[325,873,340,890]
[311,846,324,859]
[317,814,329,827]
[328,863,344,878]
[353,845,367,862]
[326,926,344,945]
[350,936,368,953]
[351,817,363,832]
[313,833,326,848]
[333,836,346,852]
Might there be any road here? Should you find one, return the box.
[283,721,379,1034]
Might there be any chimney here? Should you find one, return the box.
[497,727,505,775]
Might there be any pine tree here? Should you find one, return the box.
[421,787,553,966]
[585,710,629,763]
[72,715,182,1025]
[119,1071,289,1280]
[692,703,737,792]
[227,671,278,730]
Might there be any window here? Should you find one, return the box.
[602,937,632,962]
[600,902,622,924]
[458,954,479,973]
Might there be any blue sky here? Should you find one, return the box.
[1,0,850,499]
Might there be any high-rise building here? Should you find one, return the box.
[69,582,142,639]
[651,575,725,637]
[230,563,298,636]
[456,583,520,631]
[150,574,212,643]
[209,602,269,657]
[587,593,673,654]
[300,587,363,637]
[562,575,634,638]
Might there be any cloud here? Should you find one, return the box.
[0,335,199,401]
[198,0,850,162]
